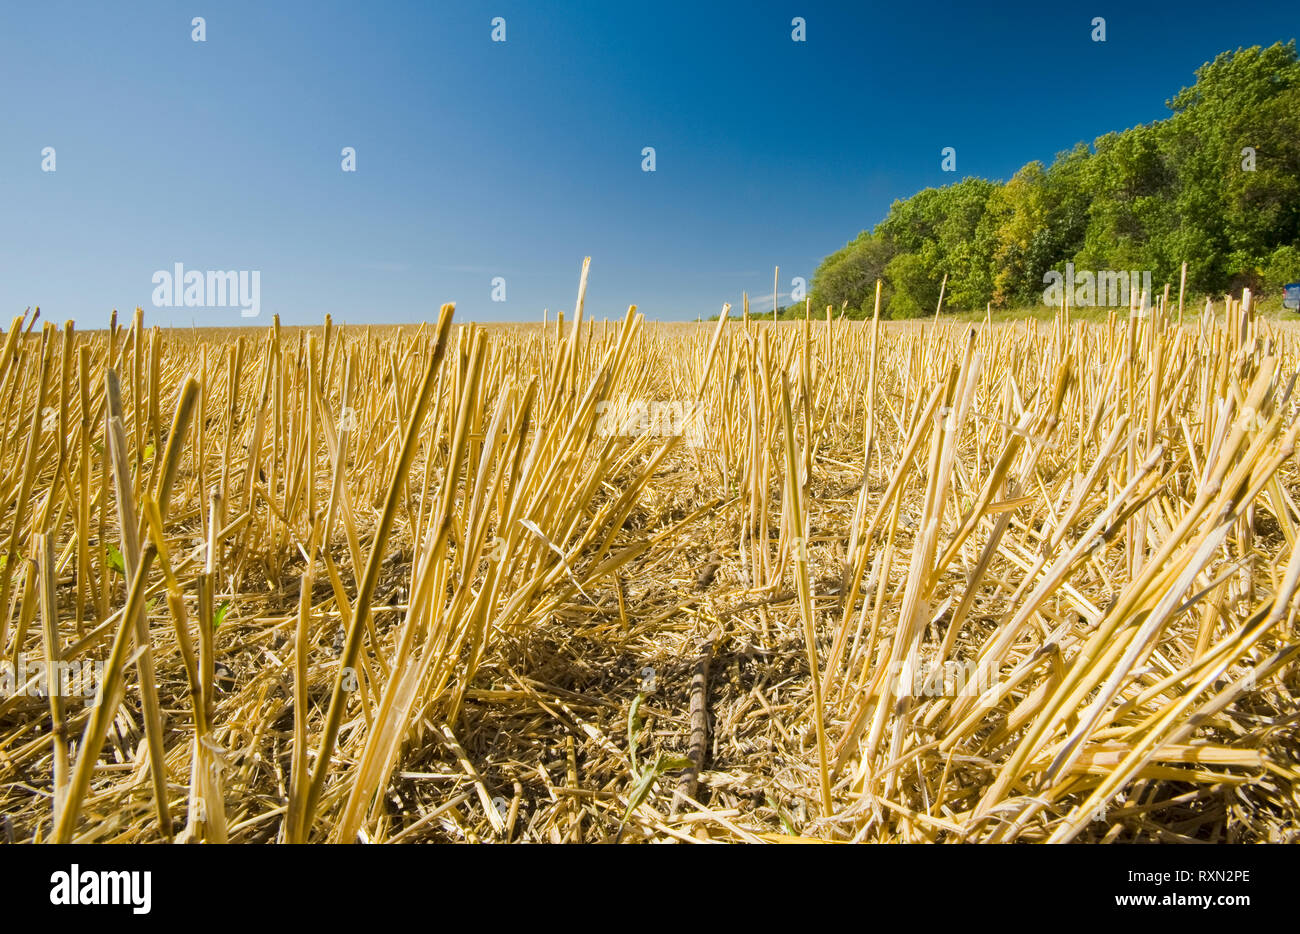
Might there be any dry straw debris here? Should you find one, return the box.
[2,266,1299,843]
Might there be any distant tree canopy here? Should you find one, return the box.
[808,41,1300,318]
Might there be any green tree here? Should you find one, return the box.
[1075,124,1178,282]
[876,178,997,313]
[807,42,1300,312]
[882,253,937,318]
[809,231,895,316]
[1166,41,1300,291]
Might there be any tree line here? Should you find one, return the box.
[799,41,1300,319]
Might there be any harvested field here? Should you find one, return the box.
[2,276,1299,843]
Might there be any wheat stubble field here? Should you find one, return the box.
[2,272,1299,844]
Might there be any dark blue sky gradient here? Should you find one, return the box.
[1,1,1296,325]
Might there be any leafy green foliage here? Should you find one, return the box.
[105,544,125,577]
[809,41,1300,316]
[616,689,695,837]
[808,231,896,317]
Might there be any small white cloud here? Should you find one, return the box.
[753,290,793,311]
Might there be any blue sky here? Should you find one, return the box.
[1,1,1296,326]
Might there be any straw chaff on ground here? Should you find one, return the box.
[2,271,1299,843]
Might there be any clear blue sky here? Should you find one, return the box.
[1,0,1295,326]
